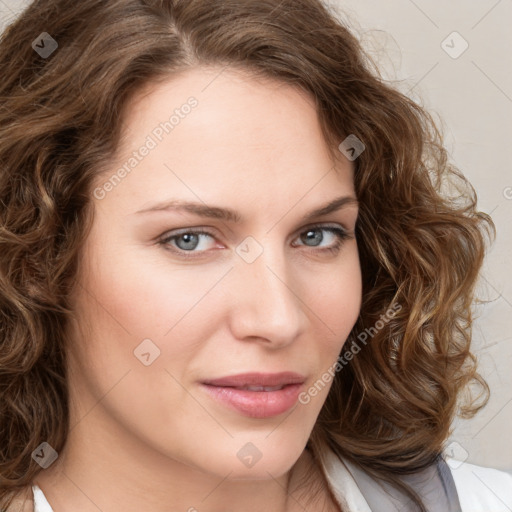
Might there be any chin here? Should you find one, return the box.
[209,438,305,481]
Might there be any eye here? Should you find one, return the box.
[159,228,217,254]
[292,224,351,254]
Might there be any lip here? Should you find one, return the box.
[200,372,306,419]
[201,371,306,388]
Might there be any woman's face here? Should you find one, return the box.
[68,66,362,482]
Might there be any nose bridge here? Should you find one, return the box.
[229,236,306,345]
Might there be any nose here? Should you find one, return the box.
[227,242,308,348]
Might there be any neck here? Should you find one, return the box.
[34,414,331,512]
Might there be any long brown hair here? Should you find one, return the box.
[0,0,494,510]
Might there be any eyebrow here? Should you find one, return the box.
[134,195,358,223]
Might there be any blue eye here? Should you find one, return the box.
[158,224,351,259]
[295,226,349,249]
[160,228,216,253]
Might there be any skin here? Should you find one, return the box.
[34,66,362,512]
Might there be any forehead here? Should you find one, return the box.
[96,66,354,215]
[123,67,319,140]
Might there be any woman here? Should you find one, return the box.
[0,0,510,511]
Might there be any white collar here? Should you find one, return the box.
[315,445,373,511]
[32,484,53,512]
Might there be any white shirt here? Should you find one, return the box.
[319,449,512,512]
[31,453,512,512]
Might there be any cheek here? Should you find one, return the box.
[306,247,362,346]
[294,257,362,411]
[67,258,220,433]
[81,241,228,343]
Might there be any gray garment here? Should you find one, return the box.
[343,455,462,511]
[320,447,462,511]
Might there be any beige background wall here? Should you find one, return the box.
[1,0,510,472]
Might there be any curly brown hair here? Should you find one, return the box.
[0,0,495,510]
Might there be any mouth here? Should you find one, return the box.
[200,372,306,418]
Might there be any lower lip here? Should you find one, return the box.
[200,383,303,418]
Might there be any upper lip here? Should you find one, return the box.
[201,372,306,387]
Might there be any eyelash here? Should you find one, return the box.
[157,223,351,260]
